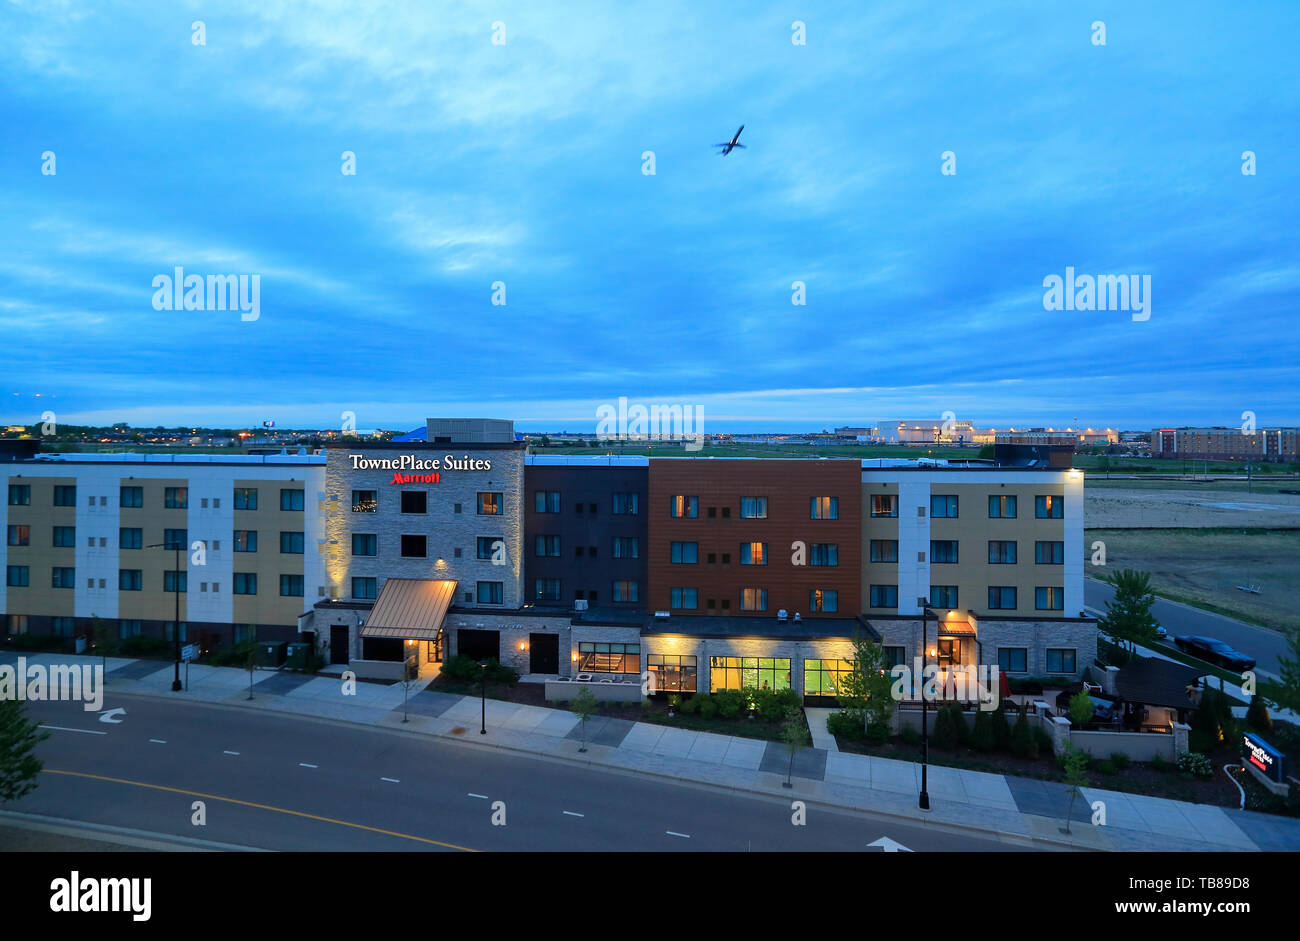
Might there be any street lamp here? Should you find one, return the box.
[147,541,185,692]
[919,603,931,810]
[479,659,490,734]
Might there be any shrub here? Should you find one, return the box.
[1246,694,1272,733]
[698,698,718,720]
[1150,753,1171,773]
[1177,751,1213,778]
[1010,706,1039,759]
[932,705,960,750]
[992,701,1012,750]
[667,694,681,712]
[1033,727,1054,755]
[900,726,920,746]
[485,659,518,685]
[1068,691,1096,727]
[1096,759,1117,776]
[440,655,483,683]
[678,694,701,715]
[1188,729,1216,755]
[119,635,170,657]
[865,721,890,745]
[827,710,865,740]
[714,688,746,719]
[950,703,971,744]
[971,707,996,752]
[4,633,65,652]
[209,639,256,668]
[1111,751,1131,771]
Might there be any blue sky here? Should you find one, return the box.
[1,1,1297,433]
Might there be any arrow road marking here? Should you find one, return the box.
[869,836,913,852]
[97,708,126,724]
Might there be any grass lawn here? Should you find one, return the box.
[1085,528,1300,634]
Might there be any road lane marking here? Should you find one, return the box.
[40,769,478,852]
[299,763,318,769]
[223,750,240,756]
[563,811,584,818]
[666,830,690,838]
[381,777,400,784]
[468,792,488,799]
[39,725,107,736]
[149,739,167,745]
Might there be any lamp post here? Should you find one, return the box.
[919,604,931,810]
[479,659,489,734]
[147,541,184,692]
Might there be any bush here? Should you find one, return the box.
[1010,706,1039,759]
[1188,730,1216,755]
[900,726,920,746]
[950,703,971,744]
[827,710,865,741]
[698,698,718,720]
[120,635,170,657]
[1111,751,1131,771]
[4,633,65,652]
[440,655,483,683]
[992,702,1012,751]
[1033,727,1054,755]
[1246,694,1272,733]
[678,694,701,715]
[971,707,996,752]
[714,688,746,719]
[209,639,256,668]
[486,659,518,685]
[865,721,890,745]
[932,705,960,750]
[1150,753,1172,773]
[1177,751,1214,778]
[1096,759,1117,776]
[752,687,800,722]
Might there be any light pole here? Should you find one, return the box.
[147,541,184,692]
[479,659,489,734]
[919,604,931,810]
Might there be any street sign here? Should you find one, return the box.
[182,644,199,662]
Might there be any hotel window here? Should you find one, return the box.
[119,619,142,639]
[930,585,959,608]
[233,624,254,643]
[1034,541,1064,564]
[804,658,853,698]
[739,542,767,565]
[165,487,188,509]
[280,574,304,597]
[280,531,305,554]
[869,539,898,563]
[400,534,427,558]
[988,494,1017,518]
[534,578,561,602]
[930,494,958,518]
[477,581,504,605]
[534,534,560,557]
[613,579,639,603]
[165,622,188,642]
[6,566,29,587]
[740,496,768,519]
[883,646,907,669]
[810,496,838,519]
[613,536,639,559]
[119,527,142,550]
[352,577,378,600]
[929,540,958,563]
[870,494,898,517]
[988,540,1017,564]
[988,586,1017,610]
[535,491,560,513]
[53,485,77,507]
[1035,494,1063,518]
[670,587,698,610]
[52,617,75,637]
[51,566,75,588]
[478,492,503,515]
[118,569,142,591]
[1046,648,1076,673]
[400,490,427,514]
[233,573,258,595]
[280,489,304,512]
[809,588,838,613]
[669,495,698,518]
[809,543,838,566]
[233,488,258,510]
[478,536,505,560]
[352,490,377,512]
[647,654,697,693]
[120,486,144,508]
[164,528,187,549]
[578,642,641,675]
[164,570,187,593]
[9,484,31,506]
[998,648,1028,673]
[870,584,898,608]
[1035,586,1065,611]
[739,587,767,611]
[7,525,30,546]
[670,541,698,564]
[352,533,377,556]
[234,530,257,552]
[612,492,639,515]
[709,657,791,692]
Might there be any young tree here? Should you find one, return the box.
[0,699,49,803]
[1010,704,1039,759]
[781,705,811,789]
[1097,569,1161,654]
[90,615,117,673]
[1060,745,1090,835]
[571,687,598,753]
[992,700,1012,751]
[1068,691,1096,727]
[1274,627,1300,715]
[1246,693,1272,733]
[837,635,895,731]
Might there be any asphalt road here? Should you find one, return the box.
[1085,578,1292,676]
[9,694,1030,852]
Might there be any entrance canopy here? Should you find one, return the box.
[360,578,458,640]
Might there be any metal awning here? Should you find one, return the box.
[360,578,458,640]
[937,622,977,637]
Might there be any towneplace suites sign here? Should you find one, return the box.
[348,453,493,485]
[1242,731,1286,785]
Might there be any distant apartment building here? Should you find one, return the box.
[1152,427,1299,462]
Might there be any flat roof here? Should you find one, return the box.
[11,452,326,466]
[641,614,878,642]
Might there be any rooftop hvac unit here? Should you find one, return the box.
[574,599,589,611]
[654,610,671,620]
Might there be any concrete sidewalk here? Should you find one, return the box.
[19,651,1300,852]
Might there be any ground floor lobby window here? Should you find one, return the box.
[803,658,854,699]
[578,642,640,674]
[709,657,791,692]
[647,654,697,692]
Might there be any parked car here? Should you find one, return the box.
[1173,635,1256,671]
[1155,626,1167,639]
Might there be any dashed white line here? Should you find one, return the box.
[149,739,167,744]
[666,830,691,839]
[381,777,400,784]
[468,792,489,799]
[38,725,107,736]
[298,762,318,769]
[223,750,240,756]
[563,811,585,818]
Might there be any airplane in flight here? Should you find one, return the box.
[714,125,746,155]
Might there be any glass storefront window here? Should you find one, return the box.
[647,654,697,692]
[709,656,791,693]
[578,642,641,674]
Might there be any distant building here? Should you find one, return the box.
[1151,427,1299,462]
[877,419,978,446]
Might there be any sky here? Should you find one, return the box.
[1,1,1297,434]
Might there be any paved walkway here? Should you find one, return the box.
[12,651,1300,852]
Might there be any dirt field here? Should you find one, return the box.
[1085,480,1300,528]
[1084,528,1300,634]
